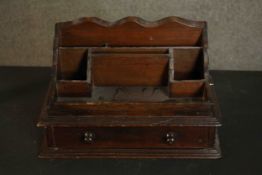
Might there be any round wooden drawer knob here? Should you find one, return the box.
[166,132,176,144]
[83,131,95,143]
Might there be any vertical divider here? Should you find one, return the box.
[203,49,209,79]
[86,48,93,96]
[168,48,174,97]
[168,48,175,83]
[87,48,92,84]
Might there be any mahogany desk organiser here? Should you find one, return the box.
[37,16,222,159]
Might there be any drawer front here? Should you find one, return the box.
[49,126,215,149]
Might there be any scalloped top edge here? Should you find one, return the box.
[59,16,205,29]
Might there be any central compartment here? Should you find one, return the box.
[49,47,211,116]
[92,48,169,86]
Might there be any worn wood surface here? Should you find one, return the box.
[39,16,221,159]
[1,67,261,173]
[58,17,205,47]
[40,133,221,159]
[47,126,215,149]
[92,53,169,86]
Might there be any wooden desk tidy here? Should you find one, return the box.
[37,16,222,159]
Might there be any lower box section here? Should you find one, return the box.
[39,126,221,159]
[47,126,215,149]
[39,133,221,159]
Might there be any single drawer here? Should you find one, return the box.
[48,126,215,149]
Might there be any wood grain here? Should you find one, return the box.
[51,126,214,149]
[58,17,205,47]
[92,53,169,86]
[38,16,221,159]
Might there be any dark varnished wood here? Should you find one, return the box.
[92,53,169,86]
[58,48,87,80]
[38,16,221,159]
[169,80,205,97]
[50,126,215,149]
[58,17,205,47]
[39,133,221,159]
[172,48,203,80]
[4,67,262,173]
[56,80,91,97]
[49,101,212,116]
